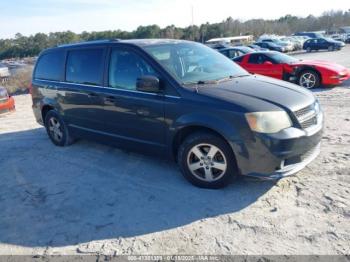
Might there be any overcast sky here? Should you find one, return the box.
[0,0,349,38]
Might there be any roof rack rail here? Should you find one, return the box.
[57,39,121,48]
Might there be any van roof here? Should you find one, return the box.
[56,39,191,48]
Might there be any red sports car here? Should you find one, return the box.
[233,51,350,88]
[0,86,15,114]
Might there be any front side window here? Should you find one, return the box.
[109,49,157,90]
[144,42,248,85]
[35,51,65,81]
[66,48,104,86]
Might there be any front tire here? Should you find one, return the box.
[44,110,74,146]
[298,70,320,89]
[177,132,237,189]
[328,45,335,51]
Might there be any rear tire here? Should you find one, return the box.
[306,47,311,52]
[44,110,75,147]
[177,132,238,189]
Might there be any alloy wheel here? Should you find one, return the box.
[299,72,317,88]
[48,117,63,142]
[187,143,227,182]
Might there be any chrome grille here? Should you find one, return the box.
[300,115,318,129]
[294,104,314,118]
[294,103,318,129]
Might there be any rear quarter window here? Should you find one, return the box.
[34,50,65,81]
[66,48,105,86]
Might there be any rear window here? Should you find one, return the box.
[35,51,65,81]
[66,48,104,86]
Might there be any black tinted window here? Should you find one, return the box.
[66,48,104,85]
[35,51,65,81]
[248,54,272,64]
[109,49,156,90]
[228,50,241,59]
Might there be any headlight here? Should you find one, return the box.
[245,111,292,133]
[314,101,320,113]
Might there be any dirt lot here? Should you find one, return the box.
[0,46,350,256]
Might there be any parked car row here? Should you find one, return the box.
[258,34,310,52]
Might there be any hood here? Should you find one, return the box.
[329,39,343,44]
[195,75,315,113]
[293,60,348,73]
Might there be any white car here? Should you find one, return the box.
[0,65,10,82]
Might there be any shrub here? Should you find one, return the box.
[4,66,33,95]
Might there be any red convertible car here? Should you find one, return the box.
[233,51,350,88]
[0,86,15,114]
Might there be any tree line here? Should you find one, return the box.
[1,9,350,59]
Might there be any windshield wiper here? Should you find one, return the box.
[197,75,235,85]
[183,75,250,86]
[197,79,218,85]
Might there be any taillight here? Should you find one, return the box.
[29,83,33,94]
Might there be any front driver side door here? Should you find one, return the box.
[100,47,166,153]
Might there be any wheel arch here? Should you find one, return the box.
[296,66,322,83]
[41,104,55,122]
[40,97,63,123]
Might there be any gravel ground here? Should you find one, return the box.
[0,47,349,256]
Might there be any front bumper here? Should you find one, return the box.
[234,113,323,180]
[0,96,15,113]
[247,142,321,180]
[323,70,350,85]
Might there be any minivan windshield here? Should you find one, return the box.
[143,42,249,85]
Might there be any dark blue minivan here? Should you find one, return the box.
[31,39,323,188]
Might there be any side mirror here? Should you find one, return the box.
[136,75,160,93]
[263,61,273,65]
